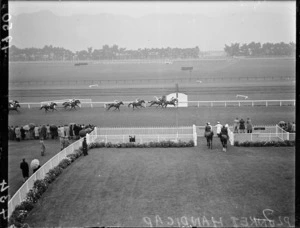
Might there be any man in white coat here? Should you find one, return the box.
[215,121,223,138]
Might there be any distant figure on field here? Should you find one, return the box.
[204,122,214,149]
[20,159,29,182]
[246,118,253,133]
[233,117,239,133]
[239,118,245,133]
[82,137,88,156]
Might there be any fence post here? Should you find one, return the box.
[86,133,90,144]
[198,101,199,107]
[252,102,254,107]
[28,104,30,109]
[193,125,197,146]
[276,124,278,137]
[105,135,107,144]
[266,101,268,107]
[251,133,252,141]
[225,102,226,107]
[287,132,290,141]
[280,101,282,106]
[211,102,213,107]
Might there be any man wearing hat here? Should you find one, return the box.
[215,121,222,138]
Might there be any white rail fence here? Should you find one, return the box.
[94,126,197,146]
[17,99,295,109]
[7,128,98,219]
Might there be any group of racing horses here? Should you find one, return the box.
[105,97,178,111]
[9,99,81,112]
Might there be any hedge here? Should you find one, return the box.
[88,140,195,149]
[234,140,295,147]
[9,147,84,227]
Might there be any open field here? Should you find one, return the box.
[22,138,295,227]
[9,58,295,83]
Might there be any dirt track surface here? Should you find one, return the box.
[24,138,295,227]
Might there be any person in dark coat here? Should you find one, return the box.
[82,137,88,156]
[20,159,29,182]
[220,125,229,152]
[41,125,47,140]
[20,127,26,140]
[239,118,245,133]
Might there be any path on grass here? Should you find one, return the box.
[24,138,295,227]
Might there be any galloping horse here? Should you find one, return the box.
[128,99,146,110]
[8,103,21,112]
[148,100,164,107]
[105,101,124,111]
[63,100,81,110]
[40,102,58,112]
[162,98,178,108]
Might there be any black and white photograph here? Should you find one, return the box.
[4,1,296,227]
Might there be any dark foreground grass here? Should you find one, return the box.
[23,138,295,227]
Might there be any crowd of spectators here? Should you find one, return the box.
[8,123,95,142]
[233,117,253,133]
[278,121,296,133]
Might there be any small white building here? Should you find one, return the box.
[166,93,188,107]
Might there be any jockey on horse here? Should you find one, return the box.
[220,124,229,152]
[204,122,214,149]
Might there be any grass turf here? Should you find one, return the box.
[23,138,295,227]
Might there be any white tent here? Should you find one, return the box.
[166,93,188,107]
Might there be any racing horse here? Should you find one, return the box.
[148,96,164,108]
[128,99,146,110]
[162,98,178,108]
[204,126,214,149]
[105,101,124,111]
[63,100,81,110]
[40,102,58,112]
[220,134,228,152]
[8,103,21,112]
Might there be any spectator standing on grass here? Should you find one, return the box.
[15,126,21,142]
[233,117,239,133]
[286,122,292,133]
[292,122,296,133]
[41,125,47,140]
[20,159,29,182]
[34,126,39,139]
[239,118,245,133]
[82,137,88,156]
[215,121,222,138]
[46,124,50,139]
[246,118,253,133]
[59,125,65,137]
[20,127,26,140]
[59,136,65,150]
[40,139,46,156]
[64,124,69,138]
[38,125,42,139]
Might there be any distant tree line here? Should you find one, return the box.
[9,45,200,61]
[224,42,295,57]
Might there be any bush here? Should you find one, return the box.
[9,209,27,227]
[66,153,76,162]
[58,158,71,169]
[236,140,295,147]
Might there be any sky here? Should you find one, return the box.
[9,1,296,51]
[10,1,296,18]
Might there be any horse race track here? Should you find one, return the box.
[23,138,295,227]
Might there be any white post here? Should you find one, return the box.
[280,101,282,106]
[252,102,254,107]
[28,104,30,109]
[266,101,268,107]
[225,102,227,107]
[193,124,197,146]
[276,124,278,137]
[287,132,289,141]
[211,102,213,107]
[251,133,252,141]
[105,135,107,144]
[198,101,199,107]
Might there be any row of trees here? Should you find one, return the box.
[9,45,200,61]
[224,42,296,57]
